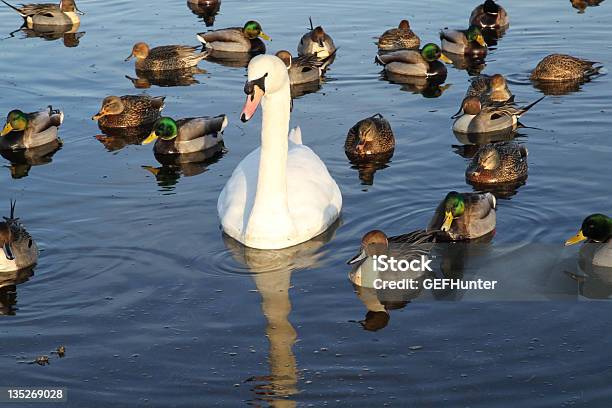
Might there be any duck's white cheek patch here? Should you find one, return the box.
[241,87,264,122]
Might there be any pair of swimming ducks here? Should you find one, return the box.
[347,192,612,287]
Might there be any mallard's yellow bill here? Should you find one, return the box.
[1,123,13,136]
[259,32,271,41]
[142,132,158,145]
[441,210,454,232]
[439,53,452,64]
[476,35,486,47]
[565,230,586,246]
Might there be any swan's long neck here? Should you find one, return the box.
[246,79,294,242]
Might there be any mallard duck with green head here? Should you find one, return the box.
[452,95,544,135]
[344,114,395,159]
[375,43,452,78]
[566,214,612,267]
[142,115,228,155]
[0,201,38,273]
[377,20,421,52]
[466,142,527,185]
[427,191,496,241]
[469,0,509,30]
[297,21,336,59]
[530,54,601,81]
[125,43,207,72]
[1,0,82,28]
[440,26,487,57]
[196,21,270,53]
[92,95,165,129]
[1,106,63,150]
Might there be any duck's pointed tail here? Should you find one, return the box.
[289,126,302,145]
[519,96,545,116]
[1,0,24,16]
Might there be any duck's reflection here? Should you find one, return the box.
[125,67,206,89]
[290,80,322,99]
[204,49,264,68]
[453,128,519,148]
[9,24,85,48]
[480,27,507,48]
[347,154,392,186]
[223,222,338,406]
[531,78,589,96]
[445,52,486,76]
[142,148,225,189]
[381,72,450,98]
[0,267,34,316]
[467,178,527,199]
[565,243,612,299]
[1,140,62,179]
[95,126,152,152]
[187,0,221,27]
[571,0,605,13]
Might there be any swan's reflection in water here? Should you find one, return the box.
[9,24,85,48]
[223,222,338,407]
[0,267,34,316]
[186,0,221,27]
[1,140,62,179]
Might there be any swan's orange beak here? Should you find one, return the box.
[241,86,264,123]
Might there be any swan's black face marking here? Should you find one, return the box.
[244,73,267,99]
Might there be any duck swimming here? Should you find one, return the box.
[531,54,601,81]
[452,95,544,135]
[1,0,82,28]
[427,191,496,241]
[377,20,421,51]
[297,21,336,58]
[466,142,528,184]
[375,43,452,78]
[275,50,335,85]
[196,20,270,53]
[344,114,395,159]
[566,214,612,268]
[142,115,228,155]
[469,0,509,30]
[347,230,437,288]
[92,95,165,129]
[440,26,487,58]
[466,73,512,103]
[1,106,63,150]
[218,55,342,249]
[0,201,38,273]
[125,43,207,72]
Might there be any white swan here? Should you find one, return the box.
[217,55,342,249]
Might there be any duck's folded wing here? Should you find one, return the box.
[376,50,423,65]
[176,115,228,141]
[197,28,247,45]
[389,230,437,259]
[466,193,496,220]
[15,3,59,17]
[27,108,63,133]
[440,29,467,45]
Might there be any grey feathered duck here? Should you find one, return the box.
[466,142,528,185]
[125,43,207,72]
[428,191,497,241]
[196,21,270,53]
[92,95,165,129]
[297,20,336,59]
[0,201,38,273]
[275,50,336,85]
[1,106,63,150]
[1,0,82,27]
[142,115,228,155]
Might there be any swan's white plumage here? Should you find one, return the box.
[217,55,342,249]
